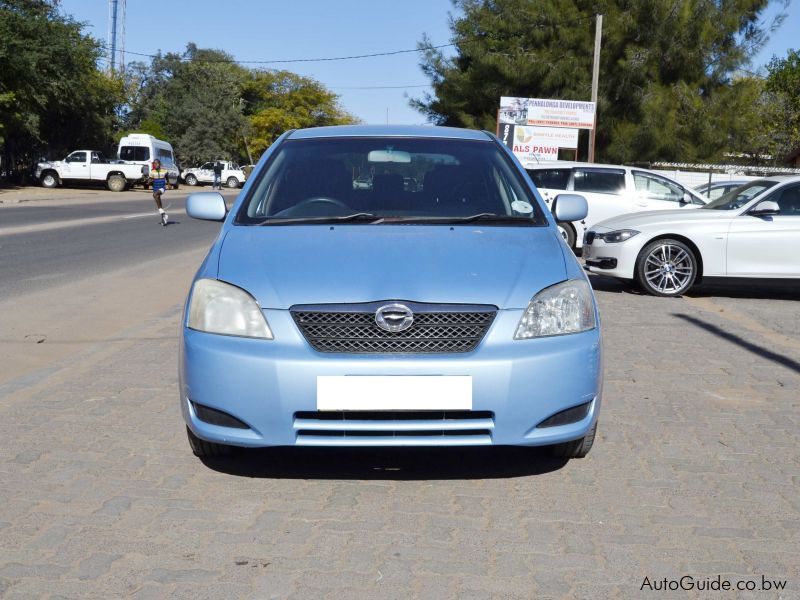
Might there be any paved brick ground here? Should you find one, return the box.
[1,275,798,598]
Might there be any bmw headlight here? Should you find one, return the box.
[514,279,596,339]
[187,279,273,339]
[597,229,639,243]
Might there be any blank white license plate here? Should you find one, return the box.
[316,376,472,411]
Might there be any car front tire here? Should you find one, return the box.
[549,421,597,459]
[635,238,698,297]
[186,427,232,458]
[41,172,58,188]
[185,174,198,186]
[557,222,576,249]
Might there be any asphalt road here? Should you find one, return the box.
[0,188,231,301]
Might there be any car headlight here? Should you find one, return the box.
[514,279,596,339]
[597,229,639,243]
[187,279,273,339]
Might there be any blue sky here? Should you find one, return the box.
[60,0,797,125]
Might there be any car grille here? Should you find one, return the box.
[293,410,494,446]
[291,302,496,354]
[584,231,596,245]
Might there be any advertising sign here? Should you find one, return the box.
[498,123,579,163]
[499,97,596,130]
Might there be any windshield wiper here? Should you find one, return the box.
[374,213,531,224]
[258,212,380,225]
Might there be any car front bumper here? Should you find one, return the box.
[582,232,643,279]
[180,309,602,448]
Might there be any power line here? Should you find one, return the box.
[99,43,456,65]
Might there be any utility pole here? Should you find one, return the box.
[588,14,602,163]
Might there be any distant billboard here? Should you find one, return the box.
[498,123,579,164]
[499,97,596,130]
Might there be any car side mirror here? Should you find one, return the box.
[186,192,227,221]
[680,192,692,205]
[748,200,780,217]
[552,193,588,222]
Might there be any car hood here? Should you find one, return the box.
[593,207,734,231]
[216,225,567,310]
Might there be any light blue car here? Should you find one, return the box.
[181,125,602,460]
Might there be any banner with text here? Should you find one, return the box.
[498,123,579,164]
[499,97,596,130]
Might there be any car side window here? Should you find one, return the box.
[572,168,625,195]
[526,168,571,190]
[633,171,684,203]
[200,163,212,170]
[768,183,800,216]
[67,152,87,163]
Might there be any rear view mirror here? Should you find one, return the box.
[748,200,780,217]
[368,149,411,163]
[187,192,227,221]
[552,193,588,222]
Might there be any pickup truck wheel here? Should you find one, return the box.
[185,174,198,186]
[107,174,127,192]
[41,172,58,188]
[226,176,240,189]
[557,222,577,249]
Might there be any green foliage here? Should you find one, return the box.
[415,0,778,163]
[242,70,357,157]
[123,49,356,165]
[763,49,800,161]
[0,0,123,169]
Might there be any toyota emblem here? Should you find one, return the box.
[375,303,414,333]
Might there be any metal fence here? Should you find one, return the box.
[644,162,800,190]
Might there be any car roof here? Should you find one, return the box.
[287,125,493,141]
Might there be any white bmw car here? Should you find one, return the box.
[583,176,800,297]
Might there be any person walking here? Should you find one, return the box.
[149,158,170,226]
[212,160,223,190]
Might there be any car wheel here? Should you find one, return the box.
[185,174,198,186]
[557,222,576,249]
[635,238,697,297]
[107,174,127,192]
[41,172,58,188]
[226,176,240,189]
[549,421,597,459]
[186,427,232,458]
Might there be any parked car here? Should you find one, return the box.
[180,125,602,460]
[182,161,246,188]
[526,162,707,249]
[694,179,749,200]
[35,150,145,191]
[583,176,800,296]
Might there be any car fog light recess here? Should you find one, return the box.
[187,278,273,339]
[514,279,596,339]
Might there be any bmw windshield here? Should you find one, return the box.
[701,180,778,210]
[237,137,547,225]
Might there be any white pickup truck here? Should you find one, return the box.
[36,150,146,192]
[181,161,246,188]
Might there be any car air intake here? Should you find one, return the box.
[291,301,496,354]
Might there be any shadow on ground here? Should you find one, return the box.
[673,313,800,375]
[200,446,570,480]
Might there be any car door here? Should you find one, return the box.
[198,162,213,183]
[726,182,800,277]
[631,171,697,212]
[571,167,627,229]
[63,151,90,179]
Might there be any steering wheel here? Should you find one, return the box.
[293,197,350,210]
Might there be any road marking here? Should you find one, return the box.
[0,208,186,237]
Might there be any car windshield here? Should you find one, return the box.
[701,180,778,210]
[237,137,546,225]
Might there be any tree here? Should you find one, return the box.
[0,0,122,179]
[763,49,800,162]
[242,70,357,157]
[414,0,781,163]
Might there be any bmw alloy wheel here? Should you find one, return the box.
[636,239,697,297]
